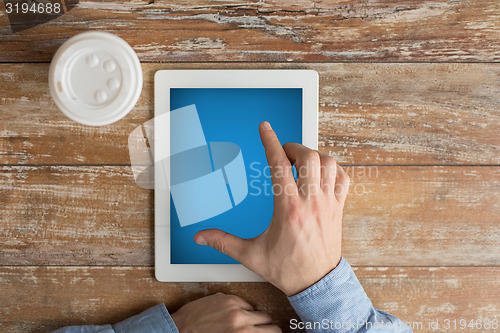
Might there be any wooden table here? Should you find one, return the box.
[1,1,499,332]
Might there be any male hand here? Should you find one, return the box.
[194,121,350,296]
[171,293,281,332]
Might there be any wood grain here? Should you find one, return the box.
[1,165,498,266]
[0,166,153,266]
[1,62,498,165]
[0,266,498,332]
[0,0,499,62]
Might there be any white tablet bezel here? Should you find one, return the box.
[154,69,318,282]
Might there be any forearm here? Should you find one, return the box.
[52,304,179,333]
[288,258,412,333]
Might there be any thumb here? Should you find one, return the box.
[194,229,248,262]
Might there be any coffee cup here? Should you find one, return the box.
[49,31,142,126]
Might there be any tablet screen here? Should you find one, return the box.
[169,88,302,264]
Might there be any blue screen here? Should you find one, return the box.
[170,88,302,264]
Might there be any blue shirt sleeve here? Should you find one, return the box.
[287,258,413,333]
[52,303,179,333]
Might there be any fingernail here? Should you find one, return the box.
[261,121,272,131]
[195,236,208,246]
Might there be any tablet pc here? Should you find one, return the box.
[154,70,318,282]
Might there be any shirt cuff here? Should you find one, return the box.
[287,257,373,330]
[113,303,179,333]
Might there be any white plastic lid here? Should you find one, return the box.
[49,31,142,126]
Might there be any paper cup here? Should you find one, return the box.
[49,31,142,126]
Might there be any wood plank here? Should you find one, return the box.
[0,166,153,266]
[1,0,499,62]
[1,63,498,165]
[0,266,498,332]
[1,165,498,266]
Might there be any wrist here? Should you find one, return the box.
[171,311,184,332]
[282,256,342,296]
